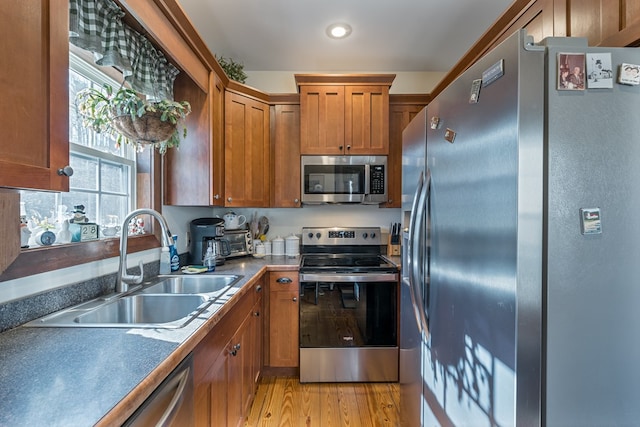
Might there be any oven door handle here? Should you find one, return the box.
[299,273,398,283]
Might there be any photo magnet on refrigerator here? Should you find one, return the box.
[618,63,640,85]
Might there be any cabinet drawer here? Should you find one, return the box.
[269,272,299,291]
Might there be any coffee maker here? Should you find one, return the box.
[189,218,230,265]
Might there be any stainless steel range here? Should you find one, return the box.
[299,226,399,383]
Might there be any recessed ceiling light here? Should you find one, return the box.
[326,23,352,39]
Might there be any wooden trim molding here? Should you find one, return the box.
[0,235,159,282]
[389,93,431,105]
[0,189,20,275]
[294,74,396,90]
[268,93,300,105]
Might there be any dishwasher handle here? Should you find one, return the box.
[124,355,194,427]
[157,366,190,427]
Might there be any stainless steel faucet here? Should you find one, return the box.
[116,208,173,293]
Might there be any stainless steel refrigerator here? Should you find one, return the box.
[401,29,640,426]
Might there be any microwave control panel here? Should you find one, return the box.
[370,165,385,194]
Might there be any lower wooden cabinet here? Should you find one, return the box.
[194,277,263,427]
[268,271,299,368]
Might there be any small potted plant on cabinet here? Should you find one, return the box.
[76,84,191,154]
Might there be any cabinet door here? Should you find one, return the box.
[211,72,226,205]
[166,72,210,205]
[345,85,390,155]
[272,104,301,207]
[227,313,252,427]
[383,103,426,208]
[225,91,270,207]
[300,85,345,154]
[209,350,230,427]
[0,0,69,191]
[269,272,300,367]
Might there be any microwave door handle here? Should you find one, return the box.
[364,164,371,196]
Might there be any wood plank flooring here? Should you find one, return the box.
[245,376,400,427]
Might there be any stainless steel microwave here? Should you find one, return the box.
[301,155,387,204]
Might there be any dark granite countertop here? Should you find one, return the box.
[0,255,300,427]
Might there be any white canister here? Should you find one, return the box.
[285,234,300,257]
[271,236,285,256]
[263,240,271,255]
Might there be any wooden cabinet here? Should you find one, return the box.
[297,75,395,156]
[344,85,390,155]
[165,72,212,205]
[224,91,270,207]
[0,0,70,192]
[194,279,263,427]
[383,98,428,208]
[299,85,345,154]
[271,102,301,207]
[268,271,299,368]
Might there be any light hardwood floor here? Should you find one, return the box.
[245,376,400,426]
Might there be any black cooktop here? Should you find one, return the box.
[300,253,397,272]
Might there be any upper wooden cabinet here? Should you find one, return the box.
[296,74,395,156]
[345,85,390,155]
[225,91,270,207]
[299,85,345,154]
[271,101,301,208]
[384,97,428,208]
[0,0,70,192]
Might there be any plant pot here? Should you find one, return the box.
[112,110,176,144]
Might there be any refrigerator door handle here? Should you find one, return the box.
[412,169,430,338]
[407,170,430,337]
[406,172,422,330]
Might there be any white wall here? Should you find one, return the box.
[244,70,445,94]
[162,205,401,255]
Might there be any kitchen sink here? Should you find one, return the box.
[139,274,241,297]
[74,294,209,326]
[25,274,242,329]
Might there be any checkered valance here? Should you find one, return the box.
[69,0,179,100]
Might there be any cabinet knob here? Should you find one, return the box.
[276,277,293,284]
[253,311,260,317]
[294,198,299,204]
[57,166,74,177]
[255,285,262,293]
[292,297,298,302]
[339,145,343,151]
[227,197,232,202]
[214,194,220,200]
[234,343,241,350]
[346,145,351,151]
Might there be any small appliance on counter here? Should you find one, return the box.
[223,227,254,258]
[188,217,229,265]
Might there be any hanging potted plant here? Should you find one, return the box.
[76,84,191,154]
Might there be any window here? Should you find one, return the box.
[20,53,136,244]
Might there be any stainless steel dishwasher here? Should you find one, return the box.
[123,354,194,427]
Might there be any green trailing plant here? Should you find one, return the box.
[76,84,191,154]
[216,55,248,84]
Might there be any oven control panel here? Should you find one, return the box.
[302,227,381,246]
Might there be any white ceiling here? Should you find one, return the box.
[176,0,515,73]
